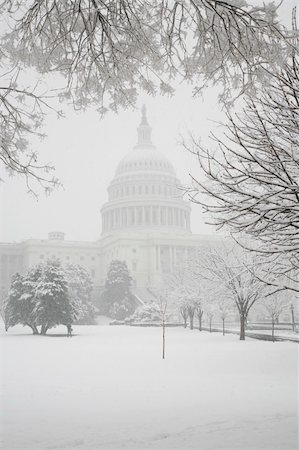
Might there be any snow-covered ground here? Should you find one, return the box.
[0,322,298,450]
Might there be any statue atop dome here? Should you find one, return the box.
[141,105,148,125]
[136,105,153,148]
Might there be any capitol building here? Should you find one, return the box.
[0,108,218,303]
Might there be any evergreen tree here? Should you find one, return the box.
[4,272,39,334]
[65,264,96,325]
[102,260,136,319]
[34,259,72,335]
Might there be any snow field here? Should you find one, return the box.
[0,323,298,450]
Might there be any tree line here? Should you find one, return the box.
[167,245,295,341]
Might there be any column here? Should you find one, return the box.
[111,210,115,229]
[186,213,191,230]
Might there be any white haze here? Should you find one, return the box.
[0,85,224,242]
[0,0,297,243]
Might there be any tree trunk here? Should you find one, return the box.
[272,318,275,342]
[291,305,295,332]
[240,316,246,340]
[27,324,39,335]
[222,318,225,336]
[190,316,194,330]
[199,314,202,331]
[162,319,165,359]
[183,318,187,328]
[40,324,49,335]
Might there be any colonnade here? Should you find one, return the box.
[155,245,192,272]
[102,205,191,232]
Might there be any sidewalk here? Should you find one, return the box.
[199,326,299,343]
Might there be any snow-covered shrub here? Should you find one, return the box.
[109,296,136,320]
[130,303,161,323]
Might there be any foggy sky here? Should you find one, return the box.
[0,0,296,244]
[1,85,224,242]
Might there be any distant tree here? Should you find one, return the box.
[205,303,216,333]
[102,260,136,319]
[65,264,96,324]
[179,301,189,328]
[165,259,199,331]
[198,246,265,340]
[194,300,204,332]
[34,259,72,335]
[262,292,291,341]
[187,299,196,331]
[217,296,233,336]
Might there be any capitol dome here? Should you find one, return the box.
[115,147,176,177]
[101,107,191,235]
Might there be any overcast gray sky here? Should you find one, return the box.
[0,0,297,243]
[1,84,224,242]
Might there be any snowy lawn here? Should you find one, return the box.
[0,323,298,450]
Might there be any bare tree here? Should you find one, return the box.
[150,287,169,359]
[188,51,299,293]
[194,300,204,331]
[262,292,291,341]
[204,300,217,332]
[165,260,201,331]
[179,301,189,328]
[217,296,233,336]
[186,299,196,330]
[198,246,265,340]
[158,290,169,360]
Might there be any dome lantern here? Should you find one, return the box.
[136,105,153,148]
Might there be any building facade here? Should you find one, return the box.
[0,108,232,303]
